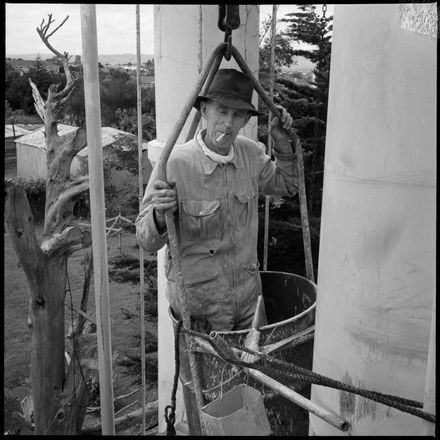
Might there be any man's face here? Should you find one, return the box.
[200,99,251,155]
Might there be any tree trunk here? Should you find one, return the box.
[30,257,66,434]
[5,185,94,434]
[4,15,99,434]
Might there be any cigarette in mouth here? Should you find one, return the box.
[216,133,226,142]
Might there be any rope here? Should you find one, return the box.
[135,4,147,435]
[182,326,436,424]
[259,12,276,45]
[164,319,183,436]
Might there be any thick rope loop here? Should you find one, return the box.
[163,318,183,436]
[182,326,436,424]
[164,404,176,436]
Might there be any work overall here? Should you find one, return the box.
[136,130,297,432]
[137,130,297,329]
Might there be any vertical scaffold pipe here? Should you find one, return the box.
[136,4,147,435]
[80,4,115,435]
[263,4,278,271]
[155,44,228,433]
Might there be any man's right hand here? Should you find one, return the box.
[151,180,177,231]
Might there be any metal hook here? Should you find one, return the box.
[218,4,240,61]
[224,32,232,61]
[218,5,240,32]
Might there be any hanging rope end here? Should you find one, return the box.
[164,404,177,436]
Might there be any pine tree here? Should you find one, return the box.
[281,4,333,217]
[256,5,333,276]
[259,24,295,85]
[258,15,295,143]
[5,62,31,113]
[28,55,53,99]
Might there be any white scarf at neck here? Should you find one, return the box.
[197,130,235,164]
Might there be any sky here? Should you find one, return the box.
[5,4,333,57]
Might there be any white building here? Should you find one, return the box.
[15,124,152,187]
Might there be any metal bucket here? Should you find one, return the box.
[200,384,271,436]
[170,270,317,436]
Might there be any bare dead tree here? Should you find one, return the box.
[4,15,96,435]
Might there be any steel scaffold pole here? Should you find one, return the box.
[263,4,278,271]
[80,4,115,435]
[136,4,147,435]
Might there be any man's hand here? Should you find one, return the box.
[151,180,177,232]
[269,106,297,154]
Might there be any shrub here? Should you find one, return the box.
[6,108,42,125]
[5,178,46,223]
[5,100,14,120]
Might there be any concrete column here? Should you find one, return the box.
[310,4,436,436]
[150,5,259,433]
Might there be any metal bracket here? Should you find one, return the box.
[218,5,240,32]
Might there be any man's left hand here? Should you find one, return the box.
[269,107,293,141]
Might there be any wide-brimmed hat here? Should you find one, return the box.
[194,68,263,117]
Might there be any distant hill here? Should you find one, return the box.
[7,52,312,72]
[6,53,54,61]
[97,54,154,65]
[6,53,154,65]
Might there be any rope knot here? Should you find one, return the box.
[164,404,176,436]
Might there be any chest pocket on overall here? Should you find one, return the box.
[181,199,221,240]
[232,189,256,229]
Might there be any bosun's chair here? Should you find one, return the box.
[158,6,314,435]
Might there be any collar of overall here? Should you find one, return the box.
[197,129,235,164]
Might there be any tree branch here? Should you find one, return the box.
[65,125,88,157]
[36,14,68,59]
[44,176,89,236]
[67,241,91,255]
[40,225,91,257]
[46,15,69,40]
[46,126,87,169]
[29,78,46,121]
[44,127,88,228]
[36,14,76,113]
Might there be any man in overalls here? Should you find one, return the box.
[136,68,298,433]
[137,68,297,331]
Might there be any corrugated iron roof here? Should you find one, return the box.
[14,124,149,153]
[4,124,43,138]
